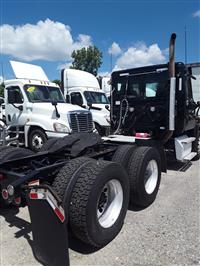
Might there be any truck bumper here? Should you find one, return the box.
[46,131,69,138]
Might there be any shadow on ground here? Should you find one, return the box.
[166,158,193,172]
[0,205,100,262]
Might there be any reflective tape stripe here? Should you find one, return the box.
[29,188,65,223]
[54,207,65,223]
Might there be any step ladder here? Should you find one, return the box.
[175,135,197,161]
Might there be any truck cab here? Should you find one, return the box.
[61,69,110,136]
[110,61,200,161]
[4,61,93,151]
[98,76,111,100]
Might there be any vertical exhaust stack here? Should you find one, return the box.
[163,33,177,143]
[169,33,177,78]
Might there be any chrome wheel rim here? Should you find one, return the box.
[144,160,158,194]
[97,179,123,228]
[32,134,44,150]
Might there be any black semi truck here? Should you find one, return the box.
[0,33,199,265]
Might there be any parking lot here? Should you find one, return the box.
[0,160,200,266]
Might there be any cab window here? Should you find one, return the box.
[145,83,158,97]
[7,86,24,104]
[70,92,83,106]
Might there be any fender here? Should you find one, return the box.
[24,122,50,147]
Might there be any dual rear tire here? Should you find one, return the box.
[112,145,161,208]
[52,157,129,248]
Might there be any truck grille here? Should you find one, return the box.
[69,111,93,133]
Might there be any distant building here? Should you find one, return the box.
[187,63,200,102]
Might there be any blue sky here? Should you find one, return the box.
[0,0,200,81]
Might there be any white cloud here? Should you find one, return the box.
[98,71,111,77]
[57,62,72,70]
[0,19,92,61]
[0,76,3,84]
[193,9,200,18]
[108,42,122,56]
[114,42,166,70]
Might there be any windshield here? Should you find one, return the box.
[24,85,65,103]
[113,70,169,99]
[84,91,109,104]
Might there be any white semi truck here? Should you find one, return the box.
[98,76,111,99]
[61,69,110,135]
[2,61,93,151]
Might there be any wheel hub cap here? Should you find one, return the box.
[144,160,158,194]
[32,135,43,149]
[97,179,123,228]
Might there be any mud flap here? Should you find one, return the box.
[26,186,69,266]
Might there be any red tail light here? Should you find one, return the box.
[135,132,150,138]
[14,197,21,205]
[29,192,38,199]
[2,189,8,200]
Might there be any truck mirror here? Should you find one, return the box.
[51,100,57,106]
[66,95,70,103]
[191,75,196,80]
[105,104,110,111]
[51,100,60,118]
[87,100,92,109]
[18,105,23,111]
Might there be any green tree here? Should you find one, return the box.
[52,79,61,87]
[0,83,4,98]
[70,46,102,76]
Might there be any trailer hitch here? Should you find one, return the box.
[25,185,69,266]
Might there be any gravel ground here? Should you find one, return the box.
[0,160,200,266]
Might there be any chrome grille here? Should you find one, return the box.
[69,111,93,133]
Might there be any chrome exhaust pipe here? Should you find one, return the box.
[169,33,176,78]
[163,33,177,143]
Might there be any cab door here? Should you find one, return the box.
[184,76,196,131]
[5,86,26,125]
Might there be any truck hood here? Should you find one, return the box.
[91,103,110,112]
[31,102,85,113]
[90,105,110,126]
[30,102,89,124]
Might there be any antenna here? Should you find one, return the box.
[184,26,187,64]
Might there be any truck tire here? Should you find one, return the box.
[52,157,92,200]
[0,147,34,162]
[52,158,129,248]
[29,128,47,152]
[71,160,129,247]
[112,144,136,169]
[128,146,161,207]
[39,138,59,152]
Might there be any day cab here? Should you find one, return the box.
[4,61,93,151]
[61,69,110,136]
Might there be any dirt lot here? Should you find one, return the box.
[0,160,200,266]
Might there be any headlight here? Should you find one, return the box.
[53,122,69,133]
